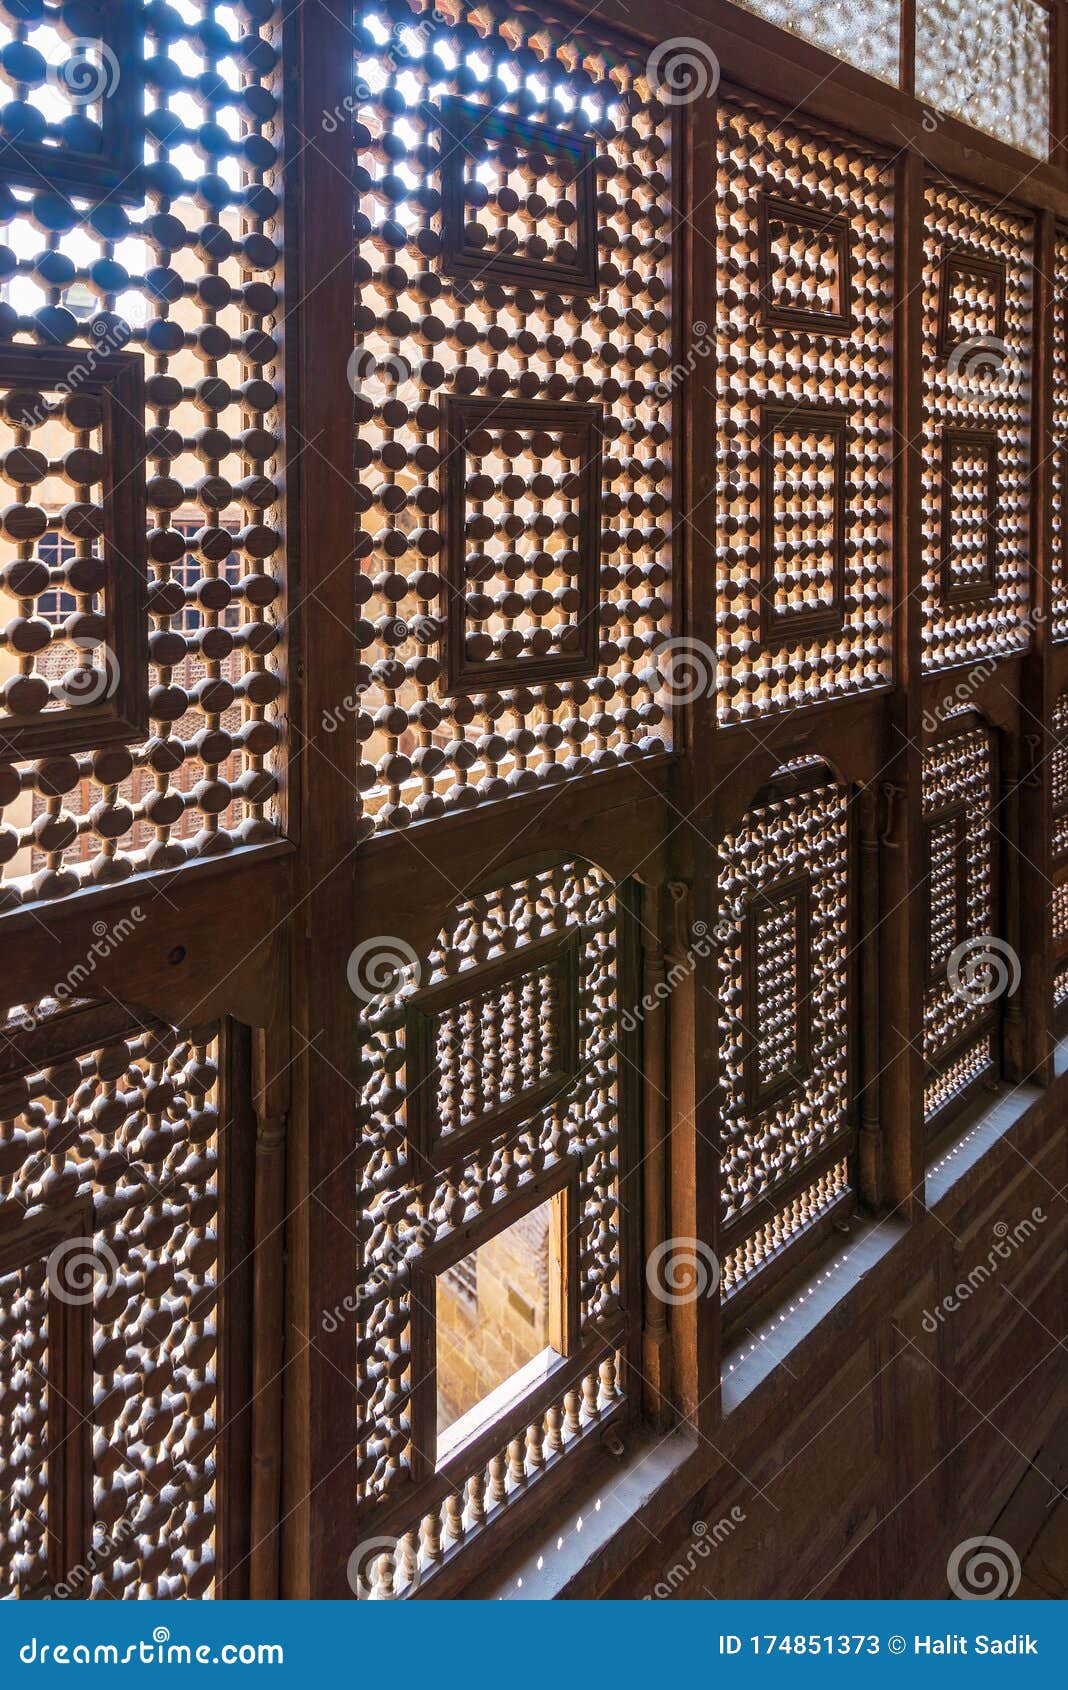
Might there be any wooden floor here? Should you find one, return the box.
[1013,1501,1068,1598]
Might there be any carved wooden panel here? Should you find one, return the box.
[0,1000,233,1598]
[0,344,147,761]
[440,396,603,692]
[714,91,894,723]
[438,98,598,295]
[355,858,633,1596]
[921,186,1032,672]
[0,1,143,199]
[0,0,285,911]
[1051,691,1068,863]
[1052,232,1068,641]
[353,0,673,835]
[921,719,998,1126]
[716,763,853,1297]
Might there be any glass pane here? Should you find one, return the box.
[729,0,901,85]
[916,0,1050,158]
[436,1201,557,1459]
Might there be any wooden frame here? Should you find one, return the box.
[936,243,1008,357]
[0,0,144,201]
[404,928,580,1170]
[440,395,604,692]
[758,401,849,644]
[0,344,147,762]
[939,426,999,605]
[758,192,855,333]
[439,97,599,295]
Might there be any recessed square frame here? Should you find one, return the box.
[438,96,599,295]
[0,1,144,201]
[758,192,855,334]
[0,343,147,762]
[440,394,604,694]
[939,425,998,605]
[741,871,813,1115]
[936,242,1007,359]
[758,401,848,646]
[404,927,581,1172]
[408,1160,580,1481]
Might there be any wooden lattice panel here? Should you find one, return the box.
[0,1,143,198]
[0,0,284,910]
[356,858,630,1592]
[0,1252,49,1597]
[353,0,673,835]
[1053,692,1068,861]
[915,0,1051,160]
[921,186,1032,673]
[922,721,997,1122]
[715,765,852,1249]
[720,1157,849,1303]
[1052,231,1068,641]
[714,92,894,724]
[0,1002,222,1599]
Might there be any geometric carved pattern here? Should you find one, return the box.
[759,403,847,643]
[937,246,1006,358]
[440,397,603,692]
[1052,691,1068,863]
[921,184,1032,672]
[0,0,285,911]
[714,91,894,723]
[356,859,630,1594]
[439,98,598,295]
[353,0,673,835]
[759,196,853,333]
[1052,235,1068,641]
[940,428,998,604]
[922,718,997,1125]
[0,999,223,1598]
[716,764,852,1256]
[0,345,147,761]
[0,1,143,199]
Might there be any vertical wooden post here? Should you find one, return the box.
[280,0,361,1599]
[881,148,926,1211]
